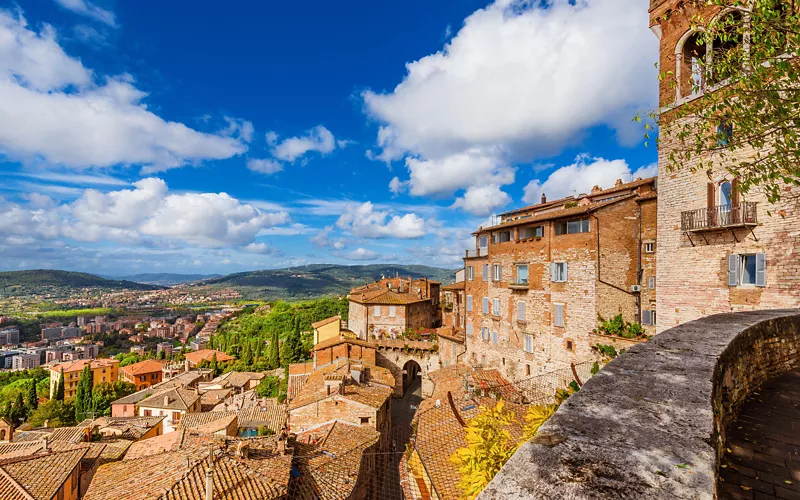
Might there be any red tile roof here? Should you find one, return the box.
[183,349,234,365]
[311,316,340,329]
[120,359,164,376]
[0,448,87,500]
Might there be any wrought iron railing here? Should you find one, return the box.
[681,202,757,231]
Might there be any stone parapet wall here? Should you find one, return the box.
[478,309,800,499]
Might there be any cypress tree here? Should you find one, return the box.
[74,365,93,422]
[11,392,26,427]
[267,329,280,370]
[210,353,218,376]
[55,368,65,401]
[27,380,37,410]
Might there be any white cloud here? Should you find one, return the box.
[54,0,116,26]
[522,155,658,204]
[0,11,247,172]
[272,125,338,163]
[388,176,406,195]
[343,248,379,261]
[222,117,255,143]
[363,0,655,205]
[8,170,129,187]
[247,158,283,175]
[244,242,281,255]
[336,202,426,239]
[258,223,314,236]
[310,226,346,250]
[451,184,511,216]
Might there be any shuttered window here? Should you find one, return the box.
[648,276,655,289]
[389,306,396,318]
[373,306,380,317]
[517,302,526,321]
[728,253,767,287]
[482,298,489,314]
[482,264,489,281]
[551,262,568,282]
[492,298,500,315]
[493,264,502,281]
[466,295,473,312]
[554,304,565,327]
[466,323,473,335]
[467,266,474,280]
[642,310,656,325]
[524,334,533,353]
[492,331,498,344]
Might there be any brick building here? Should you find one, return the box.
[348,276,441,340]
[462,178,658,380]
[649,0,800,332]
[119,359,164,391]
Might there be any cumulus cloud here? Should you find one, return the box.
[271,125,339,163]
[247,158,283,175]
[451,184,511,216]
[342,248,379,261]
[0,11,247,172]
[222,117,255,143]
[522,155,658,204]
[244,242,281,255]
[2,178,290,248]
[336,202,426,239]
[363,0,655,208]
[310,226,346,250]
[53,0,116,27]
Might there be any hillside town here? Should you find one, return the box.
[0,0,800,499]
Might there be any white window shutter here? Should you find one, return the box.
[756,253,767,287]
[727,254,739,286]
[563,262,568,281]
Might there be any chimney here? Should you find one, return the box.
[591,185,601,194]
[184,359,190,372]
[163,395,170,406]
[235,441,249,460]
[615,178,623,187]
[43,419,49,428]
[205,466,214,500]
[541,193,547,204]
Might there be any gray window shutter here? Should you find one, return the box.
[727,254,739,286]
[642,310,651,325]
[563,262,568,281]
[756,253,767,287]
[551,263,557,282]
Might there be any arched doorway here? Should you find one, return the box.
[402,360,421,393]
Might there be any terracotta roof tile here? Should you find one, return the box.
[183,349,234,365]
[348,289,430,305]
[138,387,200,411]
[311,316,340,329]
[120,359,164,376]
[0,448,87,500]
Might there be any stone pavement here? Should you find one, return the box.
[719,370,800,499]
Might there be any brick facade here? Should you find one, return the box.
[650,1,800,332]
[463,180,657,381]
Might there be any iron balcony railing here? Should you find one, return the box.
[681,202,757,231]
[466,248,488,258]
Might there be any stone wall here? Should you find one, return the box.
[478,309,800,499]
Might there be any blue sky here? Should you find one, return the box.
[0,0,659,275]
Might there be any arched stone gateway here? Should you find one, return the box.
[372,340,440,398]
[402,359,421,392]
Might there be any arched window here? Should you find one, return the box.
[679,31,708,98]
[719,181,733,208]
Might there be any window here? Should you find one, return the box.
[360,417,370,425]
[478,235,489,249]
[719,181,733,208]
[492,264,502,281]
[644,242,655,253]
[524,334,533,353]
[481,327,489,340]
[554,304,565,327]
[144,409,152,417]
[728,253,766,287]
[566,340,574,352]
[492,331,498,344]
[492,298,500,315]
[467,266,474,281]
[681,32,707,98]
[482,264,489,281]
[466,295,473,312]
[648,276,656,290]
[172,411,181,422]
[551,262,568,282]
[374,306,380,317]
[389,306,396,318]
[492,231,512,243]
[517,302,526,321]
[526,364,531,376]
[717,119,733,146]
[515,264,529,285]
[642,310,657,326]
[555,218,589,235]
[520,226,544,239]
[466,323,473,336]
[482,298,489,314]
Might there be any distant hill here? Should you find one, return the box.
[0,270,163,294]
[198,264,455,300]
[113,273,221,286]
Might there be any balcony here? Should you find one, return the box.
[466,248,488,258]
[508,279,529,290]
[681,202,757,232]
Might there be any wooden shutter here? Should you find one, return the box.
[756,253,767,287]
[551,263,558,282]
[731,177,740,223]
[708,182,717,226]
[728,254,740,286]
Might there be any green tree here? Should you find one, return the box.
[91,381,136,417]
[27,399,76,428]
[256,376,281,398]
[74,365,93,422]
[210,353,218,376]
[281,320,306,366]
[646,0,800,204]
[9,392,26,427]
[55,368,65,401]
[27,380,37,410]
[267,328,280,370]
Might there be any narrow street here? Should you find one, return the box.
[375,377,423,499]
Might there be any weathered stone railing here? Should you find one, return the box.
[479,309,800,499]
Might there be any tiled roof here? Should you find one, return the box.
[312,336,373,352]
[348,289,430,305]
[288,374,391,412]
[637,190,658,201]
[194,414,238,435]
[86,434,292,500]
[291,421,380,500]
[219,371,264,388]
[0,448,87,500]
[123,430,183,461]
[311,316,340,329]
[200,388,232,409]
[287,373,311,402]
[48,358,118,375]
[13,426,88,444]
[288,361,315,376]
[88,415,166,440]
[139,387,200,411]
[183,349,234,365]
[120,359,164,376]
[97,439,132,461]
[436,327,465,344]
[441,281,466,291]
[181,404,288,434]
[0,441,44,460]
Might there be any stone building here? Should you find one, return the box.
[119,359,164,391]
[463,178,658,380]
[49,358,120,399]
[348,276,441,340]
[649,0,800,332]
